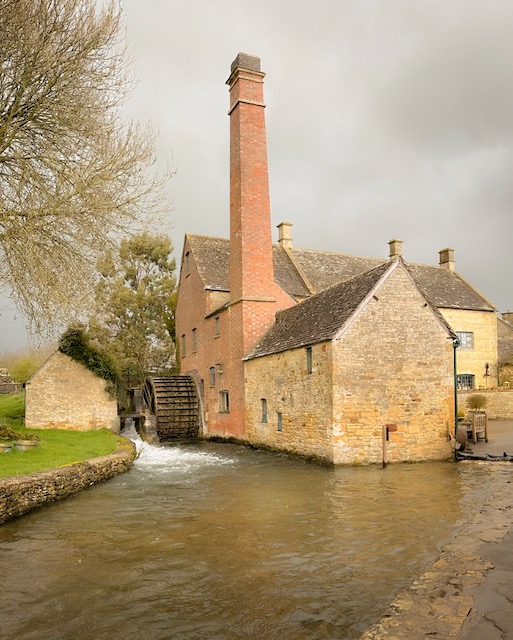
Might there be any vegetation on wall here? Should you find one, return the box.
[58,326,127,406]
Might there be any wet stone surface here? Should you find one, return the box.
[361,463,513,639]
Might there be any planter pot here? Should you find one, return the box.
[15,440,39,451]
[0,441,12,453]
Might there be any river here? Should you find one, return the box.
[0,436,503,640]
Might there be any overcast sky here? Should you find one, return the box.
[1,0,512,352]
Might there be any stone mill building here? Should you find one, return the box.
[175,53,498,464]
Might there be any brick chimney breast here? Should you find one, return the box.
[227,52,275,305]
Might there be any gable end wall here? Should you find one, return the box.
[25,352,119,431]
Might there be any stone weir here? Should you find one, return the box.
[0,438,136,525]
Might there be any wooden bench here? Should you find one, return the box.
[465,412,488,444]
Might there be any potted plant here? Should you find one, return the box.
[467,394,487,414]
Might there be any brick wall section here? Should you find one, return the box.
[458,389,513,420]
[245,265,454,464]
[440,308,498,388]
[25,352,119,431]
[0,440,136,525]
[227,57,275,303]
[176,55,296,440]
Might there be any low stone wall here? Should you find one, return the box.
[459,389,513,419]
[0,438,136,525]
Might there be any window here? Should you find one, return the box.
[209,367,216,387]
[457,374,475,390]
[192,328,197,352]
[219,390,229,413]
[306,346,312,374]
[215,316,220,337]
[199,379,205,399]
[277,412,283,432]
[185,251,190,275]
[261,399,268,423]
[181,334,186,357]
[456,332,474,350]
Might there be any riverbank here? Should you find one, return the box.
[361,420,513,639]
[0,436,136,525]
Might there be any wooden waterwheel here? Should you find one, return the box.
[143,376,200,441]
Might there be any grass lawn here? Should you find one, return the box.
[0,393,122,478]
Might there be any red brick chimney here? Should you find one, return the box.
[226,53,275,305]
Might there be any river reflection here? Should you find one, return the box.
[0,441,504,639]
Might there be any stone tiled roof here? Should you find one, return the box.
[245,262,391,359]
[407,264,494,311]
[498,318,513,363]
[186,235,311,298]
[291,248,383,291]
[186,235,230,291]
[186,234,495,311]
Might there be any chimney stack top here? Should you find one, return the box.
[439,248,455,271]
[231,53,261,74]
[388,239,403,258]
[277,222,293,249]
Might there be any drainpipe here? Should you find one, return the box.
[453,337,460,460]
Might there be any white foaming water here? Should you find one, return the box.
[121,423,233,472]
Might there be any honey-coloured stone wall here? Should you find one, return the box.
[25,352,119,432]
[440,308,498,389]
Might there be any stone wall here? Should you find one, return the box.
[0,439,136,525]
[458,389,513,420]
[244,264,455,465]
[440,308,498,388]
[245,342,334,463]
[25,351,119,432]
[332,266,454,464]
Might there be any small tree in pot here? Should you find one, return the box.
[467,394,487,413]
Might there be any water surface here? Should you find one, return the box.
[0,438,504,639]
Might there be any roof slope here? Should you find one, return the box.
[498,318,513,363]
[245,262,391,359]
[185,234,495,312]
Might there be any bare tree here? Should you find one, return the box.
[0,0,169,335]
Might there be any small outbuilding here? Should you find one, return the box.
[25,351,119,432]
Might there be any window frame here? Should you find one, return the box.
[277,412,283,432]
[456,331,474,350]
[192,327,197,352]
[209,366,216,387]
[181,334,186,357]
[261,398,268,423]
[219,390,230,413]
[306,346,313,374]
[215,316,220,337]
[457,374,475,390]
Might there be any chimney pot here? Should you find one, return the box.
[439,248,455,271]
[277,222,293,249]
[388,239,403,258]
